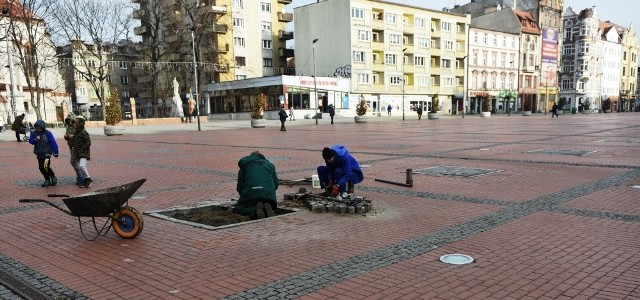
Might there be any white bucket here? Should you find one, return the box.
[312,174,321,189]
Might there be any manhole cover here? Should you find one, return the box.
[440,254,474,265]
[414,166,503,178]
[529,149,597,156]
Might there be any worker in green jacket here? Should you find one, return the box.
[234,151,279,219]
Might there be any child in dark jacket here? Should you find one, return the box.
[29,120,59,187]
[69,116,92,188]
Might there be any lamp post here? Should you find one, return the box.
[312,38,319,125]
[2,8,15,120]
[509,61,514,116]
[191,28,201,131]
[544,66,551,116]
[401,48,407,121]
[462,55,468,118]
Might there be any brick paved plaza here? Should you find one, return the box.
[1,113,639,299]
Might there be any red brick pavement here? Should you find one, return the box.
[1,113,639,299]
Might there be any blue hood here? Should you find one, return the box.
[34,120,46,129]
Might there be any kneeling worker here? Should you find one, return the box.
[317,145,364,199]
[235,151,279,219]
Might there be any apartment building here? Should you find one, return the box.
[619,26,639,112]
[450,0,563,112]
[132,0,293,115]
[467,15,520,114]
[295,0,470,116]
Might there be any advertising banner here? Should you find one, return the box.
[542,28,558,64]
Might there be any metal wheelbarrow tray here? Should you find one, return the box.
[19,179,147,240]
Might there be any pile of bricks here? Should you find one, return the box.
[283,188,373,215]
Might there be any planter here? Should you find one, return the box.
[250,119,266,128]
[481,112,491,118]
[427,112,439,119]
[104,125,124,136]
[521,111,532,116]
[354,115,368,123]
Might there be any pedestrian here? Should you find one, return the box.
[234,151,279,219]
[187,98,195,123]
[417,105,423,120]
[69,116,92,188]
[0,114,4,132]
[551,103,559,118]
[63,113,83,185]
[28,120,59,187]
[387,104,392,116]
[289,106,295,121]
[11,113,26,142]
[328,104,335,124]
[278,106,288,131]
[317,145,364,199]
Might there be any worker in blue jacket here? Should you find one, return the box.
[317,145,363,198]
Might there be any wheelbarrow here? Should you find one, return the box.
[19,179,146,241]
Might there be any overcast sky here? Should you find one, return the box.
[290,0,638,37]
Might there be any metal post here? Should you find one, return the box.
[3,9,16,119]
[402,48,406,121]
[191,29,201,131]
[312,38,318,125]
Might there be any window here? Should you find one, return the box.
[418,76,429,86]
[106,75,111,83]
[385,13,397,24]
[358,30,370,41]
[389,34,402,45]
[579,59,588,71]
[351,8,364,19]
[358,73,370,84]
[235,56,246,66]
[235,75,246,80]
[234,18,244,28]
[441,59,451,68]
[441,22,451,32]
[415,17,426,28]
[118,61,127,69]
[577,81,585,90]
[390,75,402,85]
[353,51,365,62]
[263,58,273,67]
[260,2,270,12]
[483,33,488,44]
[473,32,478,43]
[261,21,271,31]
[579,43,589,54]
[87,60,96,68]
[233,0,243,9]
[76,87,87,96]
[418,37,429,48]
[414,56,425,66]
[122,90,130,98]
[563,45,574,55]
[444,41,454,50]
[74,71,83,81]
[385,54,397,64]
[120,75,129,84]
[493,35,497,46]
[234,37,245,47]
[262,40,272,49]
[402,36,409,45]
[444,77,455,87]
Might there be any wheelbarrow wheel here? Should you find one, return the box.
[112,206,143,239]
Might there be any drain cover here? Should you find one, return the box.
[440,254,474,265]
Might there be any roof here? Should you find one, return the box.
[471,8,540,35]
[514,10,541,35]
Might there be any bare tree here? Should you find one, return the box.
[50,0,133,119]
[5,0,64,121]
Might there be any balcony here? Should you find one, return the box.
[278,30,293,40]
[204,24,228,34]
[215,64,230,73]
[198,4,227,14]
[279,47,294,58]
[277,12,293,22]
[132,9,145,19]
[134,25,147,35]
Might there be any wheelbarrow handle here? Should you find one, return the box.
[47,194,71,198]
[19,199,46,203]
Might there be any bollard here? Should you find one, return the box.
[406,168,413,186]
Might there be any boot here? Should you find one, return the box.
[80,177,92,188]
[41,179,51,187]
[75,176,84,186]
[50,177,57,186]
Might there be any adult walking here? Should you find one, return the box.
[278,106,288,131]
[328,104,335,124]
[29,120,59,187]
[11,113,26,142]
[387,104,392,116]
[417,105,423,120]
[551,103,559,118]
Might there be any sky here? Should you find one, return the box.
[290,0,638,35]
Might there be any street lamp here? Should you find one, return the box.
[462,55,468,118]
[509,61,514,116]
[2,8,16,120]
[312,38,318,125]
[544,66,551,116]
[191,27,201,131]
[401,48,407,121]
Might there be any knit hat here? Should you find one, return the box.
[322,147,334,160]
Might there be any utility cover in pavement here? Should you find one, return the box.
[528,149,596,156]
[440,254,474,265]
[413,166,503,178]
